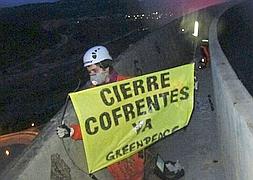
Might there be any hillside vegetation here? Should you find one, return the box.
[0,0,146,134]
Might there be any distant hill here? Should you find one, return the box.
[0,0,145,134]
[0,0,57,8]
[0,0,142,68]
[0,3,7,7]
[0,0,144,68]
[0,0,143,22]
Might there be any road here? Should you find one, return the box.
[0,127,39,175]
[0,128,38,147]
[0,144,27,175]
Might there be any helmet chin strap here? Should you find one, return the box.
[99,63,111,83]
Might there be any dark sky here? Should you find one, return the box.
[0,0,230,9]
[0,0,57,7]
[142,0,229,13]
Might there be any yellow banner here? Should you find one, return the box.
[69,63,195,173]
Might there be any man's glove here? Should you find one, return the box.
[57,124,74,138]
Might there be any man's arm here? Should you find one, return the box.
[70,124,83,140]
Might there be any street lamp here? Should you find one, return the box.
[5,150,10,156]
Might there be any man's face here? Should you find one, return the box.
[86,64,103,76]
[86,64,110,85]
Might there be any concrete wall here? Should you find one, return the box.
[114,18,192,76]
[209,2,253,179]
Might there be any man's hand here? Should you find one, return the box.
[57,124,74,138]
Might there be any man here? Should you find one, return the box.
[56,45,144,180]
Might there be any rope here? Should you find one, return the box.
[58,79,98,180]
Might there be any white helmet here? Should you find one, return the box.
[83,46,112,67]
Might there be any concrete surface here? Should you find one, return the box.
[209,0,253,179]
[144,47,225,180]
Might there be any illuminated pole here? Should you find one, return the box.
[192,20,199,63]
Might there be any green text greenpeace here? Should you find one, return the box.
[106,126,179,161]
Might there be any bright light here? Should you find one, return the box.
[202,39,209,42]
[128,15,130,18]
[192,21,199,37]
[181,28,185,32]
[142,14,145,17]
[31,123,35,127]
[5,150,10,156]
